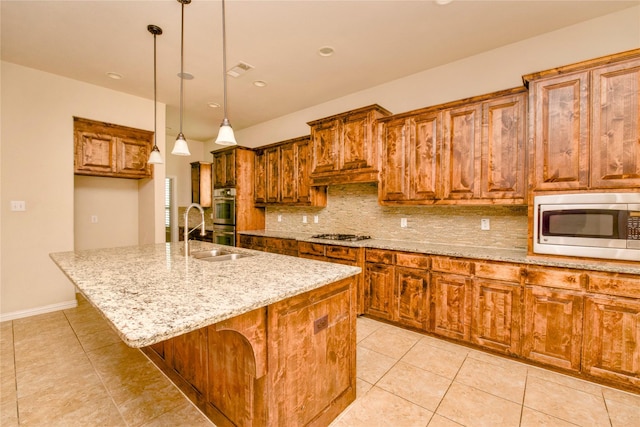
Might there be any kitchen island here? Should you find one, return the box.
[51,241,361,426]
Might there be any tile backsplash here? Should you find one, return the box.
[266,183,528,249]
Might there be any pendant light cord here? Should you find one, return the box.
[179,0,185,134]
[153,31,158,148]
[221,0,229,122]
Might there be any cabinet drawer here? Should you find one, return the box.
[524,267,586,291]
[326,245,359,262]
[396,252,430,269]
[299,242,325,257]
[475,261,522,283]
[365,249,395,265]
[588,272,640,299]
[431,256,473,275]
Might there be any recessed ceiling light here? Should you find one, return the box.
[253,80,267,87]
[208,102,220,108]
[318,46,334,57]
[435,0,453,5]
[106,72,123,80]
[177,72,194,80]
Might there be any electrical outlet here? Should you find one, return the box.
[277,214,282,222]
[302,215,308,224]
[400,218,408,228]
[313,215,319,224]
[91,215,98,224]
[481,218,490,230]
[10,201,26,211]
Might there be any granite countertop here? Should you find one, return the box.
[50,242,361,348]
[239,230,640,275]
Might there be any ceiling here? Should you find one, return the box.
[2,0,637,142]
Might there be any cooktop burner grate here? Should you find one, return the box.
[311,233,371,241]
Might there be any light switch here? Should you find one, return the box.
[10,201,26,211]
[481,218,490,230]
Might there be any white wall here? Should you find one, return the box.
[225,6,640,148]
[0,62,165,319]
[165,137,208,208]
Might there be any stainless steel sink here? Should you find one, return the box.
[190,249,253,262]
[197,253,253,262]
[191,249,229,259]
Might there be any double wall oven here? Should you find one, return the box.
[212,188,236,246]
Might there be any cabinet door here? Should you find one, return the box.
[75,131,115,174]
[254,149,266,204]
[279,143,296,203]
[223,150,236,187]
[213,151,226,188]
[379,117,409,201]
[442,104,482,200]
[591,58,640,189]
[583,296,640,388]
[411,112,440,201]
[396,267,429,330]
[531,71,589,191]
[115,136,151,177]
[311,119,339,175]
[265,147,280,203]
[471,279,521,355]
[430,272,472,341]
[340,112,371,171]
[295,140,312,204]
[364,263,395,321]
[523,286,583,371]
[481,93,526,200]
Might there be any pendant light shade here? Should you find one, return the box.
[215,0,237,146]
[172,132,191,155]
[172,0,191,156]
[215,118,237,146]
[147,24,163,165]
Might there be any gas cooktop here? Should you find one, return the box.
[311,233,371,242]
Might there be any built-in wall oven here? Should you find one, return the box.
[213,188,236,246]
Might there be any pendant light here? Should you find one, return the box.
[147,25,164,164]
[214,0,237,145]
[172,0,192,156]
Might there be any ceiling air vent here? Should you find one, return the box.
[227,61,254,78]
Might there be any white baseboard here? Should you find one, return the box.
[0,299,78,322]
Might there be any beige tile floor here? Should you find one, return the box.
[1,296,638,426]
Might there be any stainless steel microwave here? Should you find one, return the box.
[533,193,640,262]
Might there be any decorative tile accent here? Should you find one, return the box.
[265,183,528,249]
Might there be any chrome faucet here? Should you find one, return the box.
[184,203,206,255]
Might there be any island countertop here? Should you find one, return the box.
[50,241,361,348]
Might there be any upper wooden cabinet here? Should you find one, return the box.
[74,117,153,179]
[190,162,212,207]
[254,136,327,207]
[524,49,640,191]
[378,88,527,205]
[212,148,236,188]
[308,105,391,186]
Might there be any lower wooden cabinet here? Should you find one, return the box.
[430,272,472,341]
[583,295,640,388]
[471,278,521,355]
[395,267,429,330]
[364,262,395,321]
[522,286,584,372]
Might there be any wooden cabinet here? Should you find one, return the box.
[213,148,236,188]
[523,286,584,372]
[73,117,153,179]
[299,242,365,315]
[364,249,430,329]
[308,105,391,186]
[471,262,523,355]
[254,136,326,207]
[524,50,640,191]
[378,88,526,205]
[430,272,472,341]
[583,295,640,388]
[190,162,212,207]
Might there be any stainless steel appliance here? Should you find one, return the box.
[312,234,371,242]
[213,188,236,226]
[533,193,640,261]
[212,224,236,247]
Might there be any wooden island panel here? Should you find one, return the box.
[142,276,357,427]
